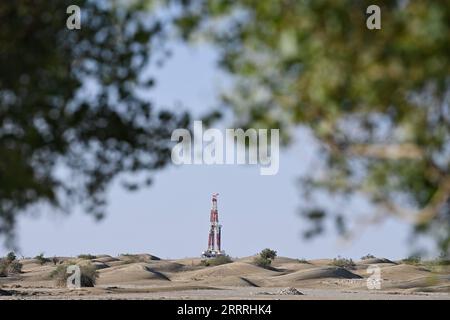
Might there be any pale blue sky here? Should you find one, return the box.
[1,44,429,260]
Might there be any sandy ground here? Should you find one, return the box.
[1,254,449,300]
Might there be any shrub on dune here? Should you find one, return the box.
[200,255,232,267]
[330,257,356,270]
[50,263,98,288]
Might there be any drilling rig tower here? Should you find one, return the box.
[202,193,225,258]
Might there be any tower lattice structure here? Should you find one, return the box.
[202,193,224,257]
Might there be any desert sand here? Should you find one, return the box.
[0,254,449,300]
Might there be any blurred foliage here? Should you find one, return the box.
[6,251,16,263]
[77,254,97,260]
[0,0,189,245]
[1,0,449,255]
[360,253,376,260]
[401,255,422,265]
[171,0,450,253]
[297,258,309,264]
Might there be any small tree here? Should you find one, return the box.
[253,256,272,269]
[50,263,98,288]
[6,252,16,263]
[402,255,422,265]
[254,248,277,269]
[361,254,376,260]
[330,256,356,270]
[0,254,22,276]
[77,254,96,260]
[436,252,449,265]
[260,248,277,260]
[7,261,22,274]
[0,260,7,277]
[35,253,49,265]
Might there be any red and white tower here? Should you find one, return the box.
[202,193,224,257]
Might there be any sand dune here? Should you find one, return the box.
[198,276,260,287]
[117,254,160,262]
[376,264,432,281]
[17,265,55,281]
[410,284,450,293]
[270,266,362,284]
[307,259,333,266]
[384,274,449,290]
[91,262,109,270]
[144,261,185,273]
[275,262,316,273]
[1,255,449,299]
[236,256,299,265]
[356,258,396,265]
[234,255,258,264]
[97,263,170,284]
[93,256,120,264]
[271,257,304,266]
[172,262,277,281]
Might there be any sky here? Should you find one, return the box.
[1,43,431,260]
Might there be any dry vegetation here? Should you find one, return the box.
[0,252,449,299]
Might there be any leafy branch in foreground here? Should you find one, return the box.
[171,0,450,253]
[0,0,189,245]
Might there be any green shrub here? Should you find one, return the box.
[0,260,7,277]
[427,252,450,267]
[330,257,356,269]
[35,253,50,265]
[77,254,97,260]
[260,248,277,260]
[297,258,309,264]
[0,257,22,276]
[200,255,232,267]
[50,263,98,288]
[402,255,422,265]
[253,248,277,269]
[361,254,376,260]
[7,261,22,274]
[253,256,272,269]
[6,252,16,262]
[433,252,450,266]
[211,255,232,266]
